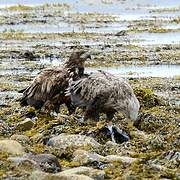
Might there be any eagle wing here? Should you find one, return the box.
[22,66,69,103]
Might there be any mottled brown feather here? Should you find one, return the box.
[20,50,90,113]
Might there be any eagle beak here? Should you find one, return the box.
[80,52,91,61]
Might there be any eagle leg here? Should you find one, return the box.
[65,99,76,114]
[83,108,100,122]
[106,111,115,122]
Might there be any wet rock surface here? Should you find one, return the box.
[0,0,179,179]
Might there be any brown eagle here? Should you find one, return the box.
[20,50,91,113]
[66,70,140,122]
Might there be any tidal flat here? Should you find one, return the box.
[0,0,179,179]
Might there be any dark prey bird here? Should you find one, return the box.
[66,70,140,123]
[20,50,91,113]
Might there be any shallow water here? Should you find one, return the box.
[0,0,179,46]
[1,0,179,19]
[131,32,180,45]
[86,65,180,78]
[0,1,179,79]
[0,22,128,34]
[2,64,179,78]
[1,60,179,78]
[1,0,179,11]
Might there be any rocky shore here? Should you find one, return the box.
[0,1,179,179]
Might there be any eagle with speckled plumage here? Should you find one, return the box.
[66,70,140,122]
[20,50,91,113]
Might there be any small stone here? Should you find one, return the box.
[0,140,25,155]
[29,171,53,180]
[16,118,34,131]
[58,166,105,180]
[10,134,30,145]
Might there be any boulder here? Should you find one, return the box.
[47,134,101,155]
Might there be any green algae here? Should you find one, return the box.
[148,28,171,33]
[0,82,17,91]
[0,80,179,178]
[104,162,124,179]
[0,152,10,177]
[0,31,26,40]
[6,5,33,11]
[60,159,80,168]
[3,3,70,12]
[134,87,164,108]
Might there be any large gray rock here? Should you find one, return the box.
[73,150,105,165]
[47,134,101,155]
[0,140,25,155]
[16,118,34,131]
[29,170,93,180]
[58,166,105,180]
